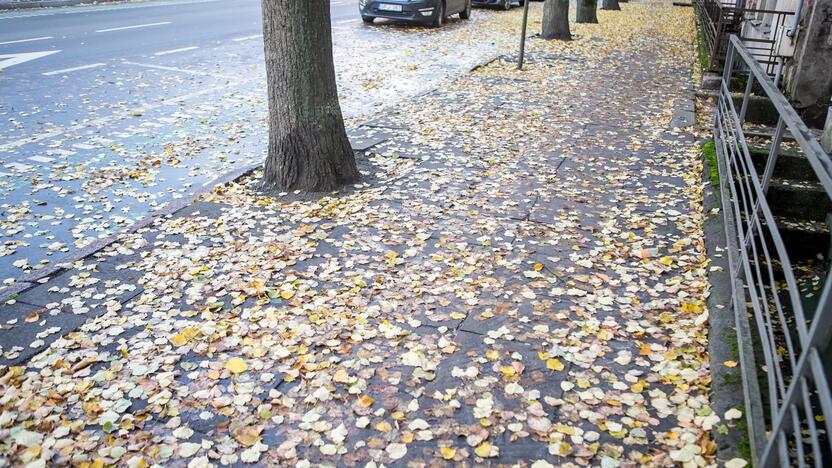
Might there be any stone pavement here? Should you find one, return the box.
[0,3,720,467]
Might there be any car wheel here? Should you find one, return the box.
[431,1,444,27]
[459,0,471,19]
[503,0,511,9]
[361,15,374,23]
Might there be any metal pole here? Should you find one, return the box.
[517,0,531,70]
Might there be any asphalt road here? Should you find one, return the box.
[0,0,358,76]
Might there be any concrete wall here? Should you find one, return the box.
[787,0,832,127]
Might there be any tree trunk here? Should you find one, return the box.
[541,0,571,40]
[601,0,620,10]
[261,0,359,192]
[576,0,598,23]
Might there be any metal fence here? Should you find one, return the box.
[695,0,794,75]
[714,34,832,467]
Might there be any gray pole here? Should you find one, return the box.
[517,0,530,70]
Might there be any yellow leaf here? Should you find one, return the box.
[249,345,268,358]
[440,447,456,459]
[485,350,500,360]
[681,302,703,313]
[500,365,516,377]
[376,421,392,432]
[224,357,248,374]
[546,358,564,371]
[449,312,466,320]
[280,290,294,300]
[659,256,673,266]
[639,344,652,356]
[333,369,350,383]
[474,442,492,458]
[233,426,261,447]
[170,326,200,347]
[723,360,738,368]
[533,263,544,271]
[359,395,375,408]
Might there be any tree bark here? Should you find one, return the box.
[601,0,621,10]
[261,0,359,192]
[541,0,571,40]
[576,0,598,23]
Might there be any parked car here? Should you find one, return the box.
[472,0,525,8]
[359,0,472,27]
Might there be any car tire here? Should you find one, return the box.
[431,1,444,27]
[459,0,471,19]
[503,0,511,9]
[361,15,374,23]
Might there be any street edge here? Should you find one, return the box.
[0,162,262,300]
[700,136,749,464]
[0,0,118,10]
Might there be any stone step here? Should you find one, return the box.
[767,178,831,221]
[748,145,816,180]
[773,216,830,261]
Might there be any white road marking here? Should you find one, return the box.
[5,162,33,171]
[232,34,262,42]
[122,60,233,79]
[0,36,54,45]
[95,21,171,33]
[28,156,54,163]
[47,149,75,156]
[72,143,96,150]
[154,46,199,56]
[42,63,105,76]
[0,50,60,69]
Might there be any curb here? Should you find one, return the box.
[700,135,749,463]
[1,162,261,300]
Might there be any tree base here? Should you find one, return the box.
[541,33,572,40]
[263,119,360,192]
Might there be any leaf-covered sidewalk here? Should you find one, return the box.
[0,2,715,466]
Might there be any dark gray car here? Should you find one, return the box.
[359,0,472,27]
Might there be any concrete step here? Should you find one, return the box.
[772,216,830,261]
[748,145,816,180]
[767,178,831,221]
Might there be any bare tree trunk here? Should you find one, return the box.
[261,0,359,192]
[577,0,598,23]
[541,0,571,40]
[601,0,621,10]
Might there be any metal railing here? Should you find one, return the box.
[695,0,795,75]
[714,35,832,467]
